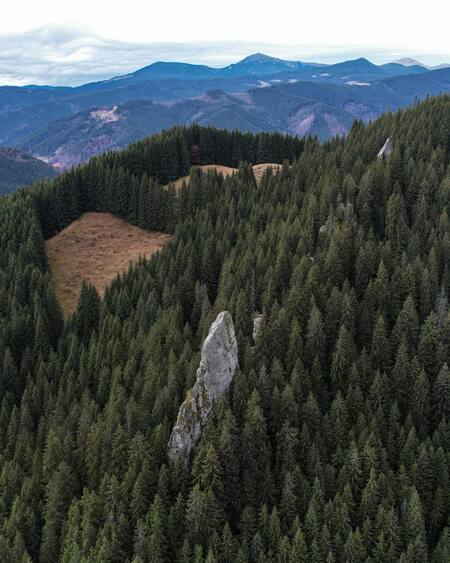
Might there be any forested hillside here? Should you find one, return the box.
[16,67,450,170]
[0,98,449,562]
[0,147,57,194]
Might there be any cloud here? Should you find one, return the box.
[0,27,269,86]
[0,26,449,87]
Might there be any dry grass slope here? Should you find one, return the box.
[46,212,171,316]
[47,164,281,316]
[169,163,282,189]
[252,163,283,182]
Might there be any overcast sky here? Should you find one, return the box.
[1,0,449,86]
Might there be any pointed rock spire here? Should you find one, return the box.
[168,311,238,465]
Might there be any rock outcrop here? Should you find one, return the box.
[168,311,238,465]
[377,137,393,158]
[253,313,263,343]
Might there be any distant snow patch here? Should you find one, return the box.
[288,78,298,83]
[257,80,271,88]
[345,81,370,86]
[320,73,330,76]
[105,75,132,82]
[90,106,120,123]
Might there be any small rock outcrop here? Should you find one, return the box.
[253,313,263,343]
[377,138,393,158]
[168,311,238,464]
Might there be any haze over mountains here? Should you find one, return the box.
[1,52,450,172]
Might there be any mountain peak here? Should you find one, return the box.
[222,52,305,76]
[237,53,282,64]
[392,57,427,68]
[351,57,377,66]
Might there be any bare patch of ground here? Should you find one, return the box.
[90,106,120,123]
[169,163,282,189]
[45,212,171,316]
[252,163,282,181]
[170,165,237,190]
[287,108,315,136]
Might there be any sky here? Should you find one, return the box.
[1,0,449,86]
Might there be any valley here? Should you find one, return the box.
[0,146,57,193]
[16,67,450,169]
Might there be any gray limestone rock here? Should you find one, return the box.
[168,311,238,464]
[377,138,393,158]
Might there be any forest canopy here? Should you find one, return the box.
[0,98,449,562]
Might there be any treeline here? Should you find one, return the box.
[108,125,304,182]
[0,97,449,562]
[28,125,304,238]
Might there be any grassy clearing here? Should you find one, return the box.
[169,163,282,189]
[46,212,171,316]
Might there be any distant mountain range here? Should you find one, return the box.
[1,52,450,172]
[392,57,450,70]
[0,147,57,193]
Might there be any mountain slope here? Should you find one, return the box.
[0,147,57,193]
[0,53,435,148]
[381,62,427,75]
[19,93,279,169]
[20,68,450,168]
[221,52,309,75]
[0,97,449,562]
[393,57,450,70]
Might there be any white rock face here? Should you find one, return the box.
[377,138,393,158]
[168,311,238,464]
